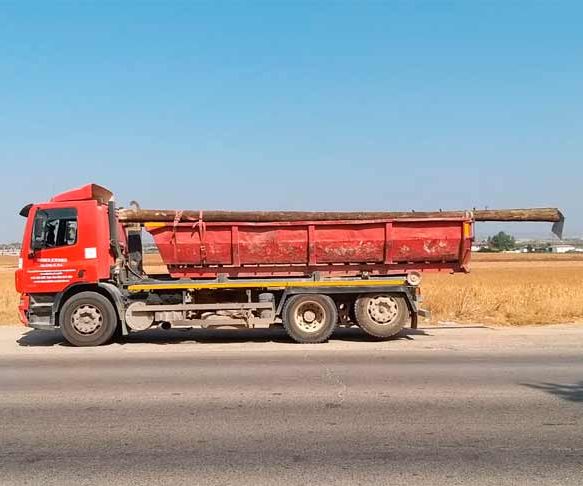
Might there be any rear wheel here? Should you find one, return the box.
[354,293,409,338]
[282,294,338,343]
[59,291,118,347]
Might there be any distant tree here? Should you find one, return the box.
[487,231,516,251]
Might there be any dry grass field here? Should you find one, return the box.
[0,256,18,325]
[1,253,582,326]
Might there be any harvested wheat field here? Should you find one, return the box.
[1,253,583,326]
[424,264,583,325]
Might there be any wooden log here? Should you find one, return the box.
[473,208,563,222]
[118,207,563,224]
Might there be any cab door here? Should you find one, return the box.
[23,204,87,294]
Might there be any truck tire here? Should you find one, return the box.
[59,291,118,347]
[354,293,409,338]
[282,294,338,344]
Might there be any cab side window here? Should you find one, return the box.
[33,208,78,249]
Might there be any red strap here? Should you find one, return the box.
[171,210,184,261]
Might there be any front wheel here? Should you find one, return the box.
[354,293,409,338]
[59,291,118,346]
[282,294,338,343]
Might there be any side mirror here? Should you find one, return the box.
[29,239,43,257]
[31,240,44,251]
[30,212,48,256]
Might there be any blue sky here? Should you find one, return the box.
[1,1,581,241]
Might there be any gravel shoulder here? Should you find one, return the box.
[2,322,582,356]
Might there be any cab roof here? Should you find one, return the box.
[51,184,113,205]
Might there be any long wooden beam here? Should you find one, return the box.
[118,207,563,223]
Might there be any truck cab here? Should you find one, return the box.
[16,184,117,330]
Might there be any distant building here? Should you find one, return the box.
[471,241,489,252]
[551,244,577,254]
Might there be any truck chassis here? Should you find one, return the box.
[26,272,423,346]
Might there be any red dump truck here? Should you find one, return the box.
[14,184,563,346]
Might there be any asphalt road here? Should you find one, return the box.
[1,324,582,485]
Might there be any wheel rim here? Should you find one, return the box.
[366,296,399,325]
[71,304,103,335]
[294,301,327,333]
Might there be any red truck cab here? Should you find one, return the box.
[16,184,116,325]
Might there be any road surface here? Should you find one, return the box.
[1,324,582,485]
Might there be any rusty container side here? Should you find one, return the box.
[145,217,473,278]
